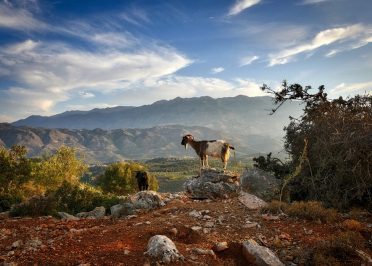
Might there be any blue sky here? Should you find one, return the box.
[0,0,371,122]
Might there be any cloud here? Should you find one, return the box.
[240,55,259,66]
[107,76,269,107]
[330,81,372,98]
[301,0,330,4]
[0,1,46,30]
[211,67,225,74]
[228,0,260,16]
[119,7,151,26]
[268,24,371,66]
[79,91,95,99]
[0,36,192,119]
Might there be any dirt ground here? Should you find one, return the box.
[1,194,371,266]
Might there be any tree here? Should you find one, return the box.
[261,81,372,209]
[0,145,32,193]
[96,162,158,195]
[33,146,87,191]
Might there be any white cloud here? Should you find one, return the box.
[79,91,95,99]
[269,24,371,66]
[108,76,269,107]
[211,67,225,74]
[240,55,259,66]
[0,36,192,119]
[0,2,46,30]
[228,0,260,16]
[301,0,329,5]
[330,81,372,98]
[119,7,150,26]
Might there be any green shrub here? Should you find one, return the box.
[96,161,158,195]
[10,195,57,217]
[51,181,121,214]
[0,192,23,212]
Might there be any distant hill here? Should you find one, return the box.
[6,96,303,161]
[13,95,302,138]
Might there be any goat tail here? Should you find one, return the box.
[229,145,235,150]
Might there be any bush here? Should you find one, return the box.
[96,162,158,195]
[10,195,57,217]
[51,181,121,214]
[0,192,23,212]
[261,82,372,210]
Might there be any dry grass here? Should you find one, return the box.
[261,200,288,214]
[263,200,339,223]
[342,219,363,231]
[311,231,366,265]
[285,201,339,223]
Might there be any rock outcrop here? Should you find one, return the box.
[144,235,183,263]
[183,169,240,199]
[240,168,280,201]
[76,206,106,219]
[58,212,79,221]
[242,239,284,266]
[110,203,135,218]
[130,191,165,210]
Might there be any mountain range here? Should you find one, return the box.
[2,95,303,161]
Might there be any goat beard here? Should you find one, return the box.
[184,144,188,150]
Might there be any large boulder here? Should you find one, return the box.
[240,168,280,201]
[110,203,135,218]
[242,239,284,266]
[130,191,165,210]
[183,169,240,199]
[144,235,183,263]
[76,206,106,219]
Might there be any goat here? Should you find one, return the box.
[181,134,235,170]
[135,171,149,191]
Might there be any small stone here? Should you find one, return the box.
[124,249,130,255]
[145,221,151,225]
[213,242,228,252]
[203,228,211,234]
[189,210,202,219]
[204,221,214,228]
[191,226,202,231]
[169,228,178,236]
[12,240,23,249]
[7,250,15,256]
[192,248,216,258]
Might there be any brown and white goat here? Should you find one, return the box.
[181,134,235,170]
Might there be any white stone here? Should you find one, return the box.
[144,235,183,263]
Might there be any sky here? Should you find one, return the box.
[0,0,371,122]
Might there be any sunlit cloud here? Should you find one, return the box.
[211,67,225,74]
[301,0,330,5]
[240,55,259,66]
[330,81,372,98]
[0,35,192,119]
[269,24,371,66]
[228,0,261,16]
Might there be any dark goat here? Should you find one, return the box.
[136,171,149,191]
[181,134,235,170]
